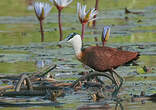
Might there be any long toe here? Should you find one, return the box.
[112,88,118,98]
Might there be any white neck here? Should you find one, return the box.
[69,35,82,55]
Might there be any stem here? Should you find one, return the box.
[58,10,63,41]
[40,20,44,42]
[94,36,98,46]
[93,0,99,27]
[102,41,106,47]
[81,23,85,40]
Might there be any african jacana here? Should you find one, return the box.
[59,33,140,97]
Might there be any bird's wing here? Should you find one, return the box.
[82,46,139,71]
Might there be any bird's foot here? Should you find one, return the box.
[112,85,120,99]
[112,91,118,99]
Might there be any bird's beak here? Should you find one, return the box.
[58,38,68,45]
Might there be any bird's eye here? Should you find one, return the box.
[67,33,77,40]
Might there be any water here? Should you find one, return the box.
[0,0,156,109]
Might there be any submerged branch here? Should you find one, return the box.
[40,64,57,77]
[125,8,144,15]
[71,71,114,88]
[0,85,14,91]
[15,74,33,92]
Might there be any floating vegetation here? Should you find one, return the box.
[0,0,155,110]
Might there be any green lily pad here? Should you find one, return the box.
[136,66,146,74]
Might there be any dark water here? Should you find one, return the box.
[0,0,156,110]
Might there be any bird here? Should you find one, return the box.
[59,33,140,97]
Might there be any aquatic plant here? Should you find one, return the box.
[34,2,52,42]
[93,0,99,27]
[102,26,111,46]
[50,0,73,41]
[77,2,97,40]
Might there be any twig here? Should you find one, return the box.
[131,94,156,102]
[20,85,64,91]
[32,64,57,77]
[15,74,33,92]
[2,90,47,97]
[53,82,72,87]
[40,65,57,77]
[0,74,20,80]
[0,85,14,91]
[125,8,144,15]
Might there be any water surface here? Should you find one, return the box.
[0,0,156,109]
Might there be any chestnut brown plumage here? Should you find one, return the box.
[80,46,139,72]
[59,33,140,97]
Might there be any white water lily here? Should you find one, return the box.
[50,0,72,10]
[50,0,73,41]
[77,2,97,24]
[34,2,52,20]
[34,2,52,42]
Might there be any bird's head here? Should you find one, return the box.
[58,33,82,54]
[59,32,81,44]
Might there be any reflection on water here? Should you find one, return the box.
[36,60,45,68]
[36,60,52,68]
[26,0,34,11]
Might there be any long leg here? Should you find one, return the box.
[110,69,123,98]
[115,98,124,110]
[109,71,119,97]
[110,71,120,87]
[112,69,123,91]
[110,71,118,86]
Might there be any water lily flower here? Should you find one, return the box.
[101,26,110,46]
[77,2,97,40]
[34,2,52,42]
[50,0,73,41]
[50,0,72,10]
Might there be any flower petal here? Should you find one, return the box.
[77,2,97,24]
[51,0,73,8]
[34,2,52,20]
[102,26,111,41]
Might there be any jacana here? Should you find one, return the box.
[59,33,140,97]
